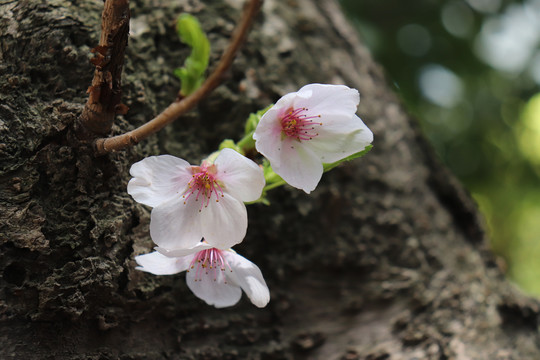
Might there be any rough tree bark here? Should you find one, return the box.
[1,0,539,359]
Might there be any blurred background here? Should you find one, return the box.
[340,0,540,295]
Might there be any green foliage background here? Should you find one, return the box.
[341,0,540,295]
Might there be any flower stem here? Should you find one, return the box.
[237,131,255,153]
[262,179,287,193]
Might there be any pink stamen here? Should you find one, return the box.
[280,107,322,141]
[182,164,225,211]
[187,248,232,283]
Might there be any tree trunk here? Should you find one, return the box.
[1,0,539,359]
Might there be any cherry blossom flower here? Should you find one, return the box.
[135,242,270,308]
[127,148,265,250]
[253,83,373,193]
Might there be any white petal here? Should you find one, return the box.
[186,265,242,308]
[305,114,373,164]
[271,137,323,193]
[224,252,270,308]
[294,84,360,119]
[155,242,213,258]
[214,148,265,202]
[128,155,193,208]
[253,106,284,167]
[200,193,247,249]
[135,251,192,275]
[253,92,299,166]
[150,198,203,250]
[271,91,297,113]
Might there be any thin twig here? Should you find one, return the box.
[94,0,263,155]
[77,0,130,139]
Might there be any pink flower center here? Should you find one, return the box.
[182,163,224,211]
[280,107,322,141]
[188,248,233,283]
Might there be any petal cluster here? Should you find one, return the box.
[128,148,265,250]
[129,83,373,309]
[136,243,270,308]
[253,83,373,193]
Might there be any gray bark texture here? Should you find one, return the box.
[1,0,539,359]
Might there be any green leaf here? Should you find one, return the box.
[233,104,274,154]
[218,139,244,155]
[261,158,283,184]
[175,14,210,96]
[244,104,273,136]
[323,145,373,172]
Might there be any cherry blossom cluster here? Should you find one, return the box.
[129,84,373,308]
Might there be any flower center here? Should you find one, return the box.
[188,248,233,283]
[182,163,224,211]
[280,107,322,141]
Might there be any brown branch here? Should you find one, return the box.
[76,0,130,139]
[94,0,263,156]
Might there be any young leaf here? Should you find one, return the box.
[175,14,210,97]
